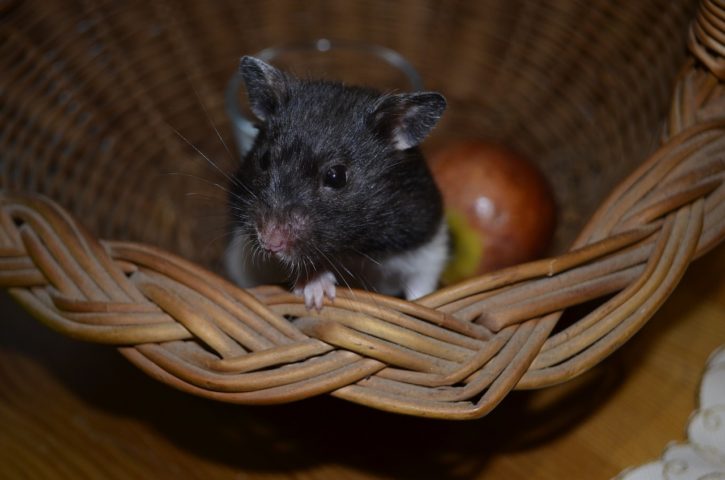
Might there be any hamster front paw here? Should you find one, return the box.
[294,271,337,311]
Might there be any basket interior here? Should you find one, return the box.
[0,0,699,271]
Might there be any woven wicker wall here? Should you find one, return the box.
[0,0,698,269]
[2,0,724,420]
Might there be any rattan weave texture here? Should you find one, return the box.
[1,0,723,419]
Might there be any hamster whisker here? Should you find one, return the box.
[201,228,238,255]
[310,245,362,305]
[319,247,391,313]
[301,256,312,284]
[312,246,342,278]
[330,265,355,301]
[184,72,237,167]
[171,128,233,182]
[164,171,252,206]
[183,192,236,210]
[351,248,382,266]
[287,255,305,289]
[246,242,260,266]
[254,246,271,266]
[184,191,220,200]
[171,127,258,201]
[291,262,301,288]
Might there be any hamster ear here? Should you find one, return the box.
[372,92,447,150]
[239,56,287,121]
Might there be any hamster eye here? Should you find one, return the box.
[323,165,347,189]
[258,151,270,171]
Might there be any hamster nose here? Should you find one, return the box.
[256,211,309,255]
[258,224,295,254]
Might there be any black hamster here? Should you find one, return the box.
[225,56,448,309]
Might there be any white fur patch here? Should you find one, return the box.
[374,219,449,300]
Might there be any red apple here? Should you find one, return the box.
[430,141,556,283]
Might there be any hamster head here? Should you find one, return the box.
[229,56,446,274]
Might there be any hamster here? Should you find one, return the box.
[224,56,448,310]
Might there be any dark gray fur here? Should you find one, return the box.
[229,56,446,279]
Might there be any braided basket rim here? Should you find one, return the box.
[1,0,724,419]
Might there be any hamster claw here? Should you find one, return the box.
[294,271,337,311]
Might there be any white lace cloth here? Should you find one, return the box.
[614,346,725,480]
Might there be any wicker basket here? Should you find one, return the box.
[1,0,723,420]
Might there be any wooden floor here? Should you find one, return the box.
[1,245,723,480]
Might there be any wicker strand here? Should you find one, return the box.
[1,0,723,419]
[1,82,724,418]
